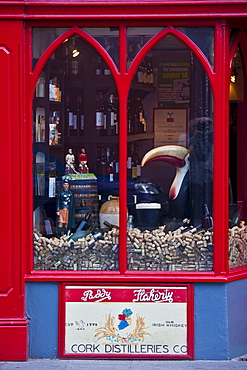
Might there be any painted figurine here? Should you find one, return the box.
[56,180,75,237]
[65,148,78,174]
[78,147,89,174]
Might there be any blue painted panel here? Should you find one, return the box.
[194,283,229,360]
[227,277,247,359]
[25,280,247,360]
[26,282,58,358]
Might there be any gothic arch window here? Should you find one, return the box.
[32,25,215,273]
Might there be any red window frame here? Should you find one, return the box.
[24,19,247,283]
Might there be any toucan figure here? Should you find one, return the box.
[141,145,190,221]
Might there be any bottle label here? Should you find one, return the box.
[49,177,56,198]
[96,112,103,128]
[73,114,77,129]
[104,68,111,75]
[132,166,137,178]
[80,115,84,130]
[49,83,56,101]
[137,70,143,84]
[110,112,115,127]
[127,157,132,169]
[69,112,74,127]
[136,165,141,177]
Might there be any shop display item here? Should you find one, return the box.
[78,148,89,174]
[135,202,161,230]
[68,173,99,230]
[56,180,75,237]
[99,196,121,229]
[141,145,190,221]
[65,148,78,174]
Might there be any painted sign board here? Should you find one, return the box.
[154,108,188,147]
[59,284,193,359]
[157,59,190,107]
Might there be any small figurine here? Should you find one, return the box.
[65,148,78,174]
[56,180,75,237]
[78,147,89,174]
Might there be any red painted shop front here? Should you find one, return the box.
[1,0,247,361]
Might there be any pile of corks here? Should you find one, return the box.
[229,221,247,269]
[33,228,119,271]
[33,218,215,271]
[127,222,213,271]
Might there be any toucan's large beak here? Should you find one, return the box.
[141,145,190,200]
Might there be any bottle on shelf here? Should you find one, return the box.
[77,94,84,134]
[66,94,73,131]
[49,111,60,145]
[133,98,141,134]
[48,162,56,198]
[96,147,102,177]
[131,143,141,180]
[146,52,154,85]
[113,95,119,135]
[127,99,134,135]
[136,98,145,133]
[36,76,45,98]
[100,147,107,180]
[96,91,105,136]
[49,76,61,102]
[202,204,214,229]
[105,94,116,136]
[127,43,134,70]
[111,145,119,181]
[106,147,114,182]
[36,112,46,143]
[142,57,148,85]
[127,143,133,180]
[103,37,111,76]
[96,56,103,76]
[137,63,144,84]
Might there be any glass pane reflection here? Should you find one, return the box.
[81,27,119,68]
[176,27,214,68]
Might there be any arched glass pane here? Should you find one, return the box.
[176,27,214,68]
[127,27,164,70]
[229,45,247,269]
[81,27,119,69]
[33,34,119,271]
[127,34,214,273]
[32,28,70,67]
